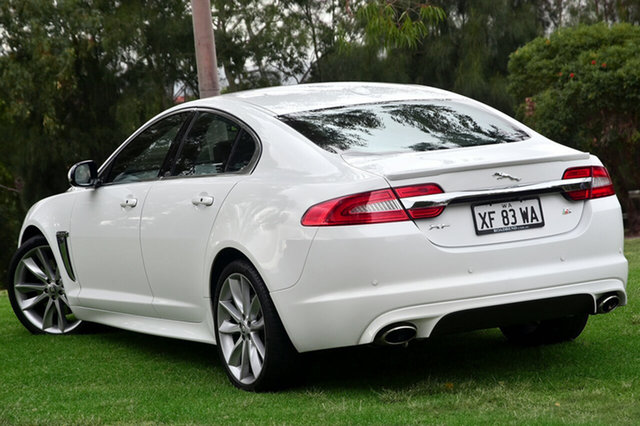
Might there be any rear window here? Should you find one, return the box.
[279,100,529,154]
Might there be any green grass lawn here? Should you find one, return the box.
[1,240,639,425]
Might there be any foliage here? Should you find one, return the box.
[211,0,313,89]
[356,1,446,49]
[0,164,22,287]
[0,0,196,206]
[313,0,544,115]
[1,238,639,421]
[508,23,640,229]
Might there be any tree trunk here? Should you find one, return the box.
[191,0,221,97]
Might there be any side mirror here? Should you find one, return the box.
[68,160,99,188]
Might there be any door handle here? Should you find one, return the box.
[192,195,214,207]
[120,198,138,208]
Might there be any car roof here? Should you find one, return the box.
[182,82,463,116]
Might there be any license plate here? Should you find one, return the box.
[472,198,544,235]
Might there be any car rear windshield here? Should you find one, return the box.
[279,100,530,154]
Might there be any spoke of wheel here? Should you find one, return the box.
[248,340,263,378]
[54,299,66,333]
[228,276,245,315]
[219,319,241,334]
[21,293,48,311]
[250,332,265,360]
[219,300,243,323]
[42,299,55,330]
[240,276,252,317]
[227,338,243,366]
[59,294,71,309]
[250,317,264,331]
[35,248,55,282]
[240,340,251,380]
[248,295,260,321]
[14,282,46,293]
[22,258,49,283]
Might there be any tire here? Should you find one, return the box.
[213,259,299,391]
[500,313,589,345]
[8,235,85,335]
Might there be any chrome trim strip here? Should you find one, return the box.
[385,153,590,181]
[56,231,76,282]
[401,177,591,209]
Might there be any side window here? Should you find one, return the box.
[173,112,256,176]
[226,131,256,172]
[104,112,190,184]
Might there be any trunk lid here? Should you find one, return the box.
[341,139,592,248]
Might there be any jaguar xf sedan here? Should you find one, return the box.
[8,82,628,391]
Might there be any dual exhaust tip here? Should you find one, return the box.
[597,294,620,314]
[374,323,417,346]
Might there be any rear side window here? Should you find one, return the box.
[173,112,256,176]
[279,101,529,154]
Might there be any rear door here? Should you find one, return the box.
[140,110,259,322]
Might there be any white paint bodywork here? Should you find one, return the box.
[18,83,628,352]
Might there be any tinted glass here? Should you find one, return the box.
[279,101,529,154]
[173,112,253,176]
[105,112,189,183]
[226,131,256,172]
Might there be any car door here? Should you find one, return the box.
[140,110,259,322]
[70,111,192,316]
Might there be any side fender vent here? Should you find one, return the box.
[56,231,76,282]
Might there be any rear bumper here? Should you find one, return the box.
[271,196,628,352]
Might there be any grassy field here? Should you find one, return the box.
[1,241,639,425]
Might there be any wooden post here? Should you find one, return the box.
[191,0,220,98]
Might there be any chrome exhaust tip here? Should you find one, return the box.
[374,323,417,346]
[597,294,620,314]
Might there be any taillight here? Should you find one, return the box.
[395,183,445,219]
[301,189,408,226]
[562,166,615,200]
[301,183,445,226]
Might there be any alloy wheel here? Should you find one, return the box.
[217,273,266,385]
[12,244,82,334]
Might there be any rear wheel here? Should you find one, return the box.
[214,260,298,391]
[500,314,589,345]
[8,236,84,335]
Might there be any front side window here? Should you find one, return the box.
[173,112,255,176]
[279,100,530,154]
[104,112,190,184]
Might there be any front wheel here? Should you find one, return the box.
[500,314,589,345]
[8,235,84,335]
[214,260,299,391]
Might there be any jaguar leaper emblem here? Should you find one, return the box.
[493,172,521,182]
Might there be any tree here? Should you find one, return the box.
[311,1,545,115]
[0,162,23,286]
[508,23,640,230]
[0,0,197,206]
[211,0,314,90]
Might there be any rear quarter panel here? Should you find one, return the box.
[203,107,389,294]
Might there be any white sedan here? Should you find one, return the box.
[8,83,628,391]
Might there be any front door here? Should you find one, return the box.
[70,111,192,316]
